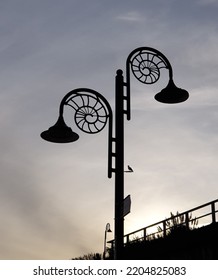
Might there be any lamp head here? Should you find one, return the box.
[105,223,112,233]
[154,79,189,104]
[41,115,79,143]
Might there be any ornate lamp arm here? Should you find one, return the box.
[125,47,187,120]
[41,88,114,178]
[60,88,114,178]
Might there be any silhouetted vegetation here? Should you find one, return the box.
[106,210,218,259]
[72,253,102,260]
[158,211,198,237]
[120,222,218,259]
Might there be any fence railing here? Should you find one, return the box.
[108,199,218,247]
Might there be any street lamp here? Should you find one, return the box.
[41,46,189,259]
[103,223,112,259]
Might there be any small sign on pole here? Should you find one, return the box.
[123,195,131,217]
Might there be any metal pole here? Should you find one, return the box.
[103,229,107,259]
[114,69,125,259]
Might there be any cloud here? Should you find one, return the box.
[116,11,144,22]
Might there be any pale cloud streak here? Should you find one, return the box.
[116,11,144,22]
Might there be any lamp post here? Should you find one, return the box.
[41,46,189,260]
[103,223,112,259]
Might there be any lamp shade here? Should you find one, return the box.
[41,115,79,143]
[154,79,189,104]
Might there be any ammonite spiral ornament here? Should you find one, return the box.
[65,93,109,134]
[130,49,168,84]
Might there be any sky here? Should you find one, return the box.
[0,0,218,259]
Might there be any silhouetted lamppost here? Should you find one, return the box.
[41,47,189,259]
[103,223,112,259]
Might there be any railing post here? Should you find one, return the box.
[163,220,167,238]
[143,228,147,241]
[185,212,189,229]
[211,202,216,224]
